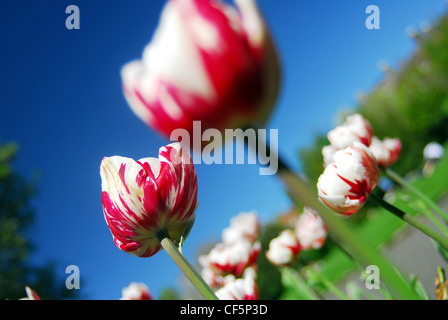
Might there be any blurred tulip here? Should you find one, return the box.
[100,142,198,258]
[199,255,226,289]
[295,207,327,250]
[265,230,301,267]
[369,136,401,167]
[207,240,260,277]
[20,287,41,300]
[221,211,260,244]
[423,141,445,161]
[120,282,153,300]
[327,114,373,150]
[317,142,379,216]
[215,267,258,300]
[121,0,281,146]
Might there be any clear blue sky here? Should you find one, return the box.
[0,0,446,299]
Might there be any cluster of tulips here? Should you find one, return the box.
[317,113,401,216]
[266,207,327,267]
[196,208,327,299]
[318,113,448,251]
[199,212,261,300]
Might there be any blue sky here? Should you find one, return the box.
[0,0,446,299]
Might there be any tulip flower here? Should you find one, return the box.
[265,230,301,267]
[120,282,153,300]
[20,287,41,300]
[369,136,401,168]
[221,211,260,244]
[327,114,373,150]
[215,267,258,300]
[121,0,281,144]
[207,240,261,277]
[317,142,380,216]
[295,207,327,250]
[198,255,226,289]
[100,142,198,258]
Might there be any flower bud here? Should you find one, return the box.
[317,142,379,215]
[327,114,373,149]
[20,287,41,300]
[198,255,226,289]
[221,211,260,244]
[207,240,261,277]
[295,207,327,250]
[265,230,301,267]
[369,137,401,167]
[100,142,198,258]
[215,267,258,300]
[120,282,153,300]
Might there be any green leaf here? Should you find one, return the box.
[410,275,430,300]
[345,282,363,300]
[434,239,448,263]
[280,268,320,300]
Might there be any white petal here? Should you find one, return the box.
[140,0,215,102]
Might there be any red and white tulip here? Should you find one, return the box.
[221,211,260,244]
[369,136,401,168]
[265,230,301,267]
[327,114,373,150]
[120,282,153,300]
[317,142,380,216]
[295,207,327,250]
[206,240,261,277]
[100,142,198,258]
[20,287,41,300]
[198,255,226,289]
[215,267,259,300]
[121,0,280,144]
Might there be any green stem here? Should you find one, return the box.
[305,267,349,300]
[157,231,218,300]
[384,167,448,223]
[414,199,448,237]
[369,193,448,250]
[253,137,421,300]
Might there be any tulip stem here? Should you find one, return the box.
[157,231,218,300]
[249,135,422,300]
[384,167,448,224]
[369,193,448,250]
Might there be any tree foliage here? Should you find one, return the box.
[0,139,78,300]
